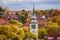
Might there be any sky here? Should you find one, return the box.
[0,0,60,10]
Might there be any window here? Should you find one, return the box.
[47,37,54,40]
[33,31,34,33]
[31,25,36,29]
[57,37,60,40]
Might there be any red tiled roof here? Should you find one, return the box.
[39,20,48,26]
[0,18,7,24]
[57,32,60,37]
[56,10,60,14]
[24,22,30,26]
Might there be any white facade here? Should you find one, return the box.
[30,23,38,34]
[30,14,38,40]
[41,15,46,19]
[57,37,60,40]
[47,37,54,39]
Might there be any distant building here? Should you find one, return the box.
[0,18,7,25]
[45,32,60,40]
[40,15,46,20]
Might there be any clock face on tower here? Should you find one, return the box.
[31,25,36,29]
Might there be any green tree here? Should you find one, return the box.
[17,13,26,23]
[0,6,4,18]
[50,8,54,14]
[17,10,28,23]
[0,6,2,12]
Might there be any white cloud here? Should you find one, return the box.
[10,0,16,1]
[3,0,7,3]
[10,0,23,2]
[32,0,41,2]
[24,0,42,2]
[2,0,23,2]
[24,0,60,2]
[18,0,23,2]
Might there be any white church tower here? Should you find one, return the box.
[30,4,38,40]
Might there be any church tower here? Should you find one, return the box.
[30,4,38,40]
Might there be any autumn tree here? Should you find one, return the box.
[45,23,60,37]
[23,26,29,32]
[0,25,14,39]
[0,24,25,40]
[52,16,57,23]
[50,8,54,14]
[25,18,30,23]
[0,6,4,18]
[9,19,23,26]
[56,16,60,25]
[25,31,36,39]
[17,10,28,23]
[22,26,36,39]
[17,13,26,23]
[22,10,28,17]
[38,28,48,39]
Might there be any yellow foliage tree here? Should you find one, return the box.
[0,24,25,40]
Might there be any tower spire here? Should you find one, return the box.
[30,3,38,40]
[32,3,35,15]
[33,3,34,13]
